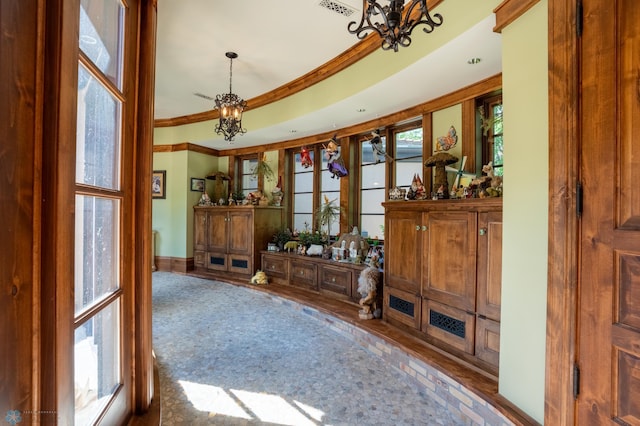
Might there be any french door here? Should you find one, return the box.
[576,0,640,423]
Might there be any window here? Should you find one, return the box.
[359,132,386,239]
[292,147,315,233]
[320,147,341,237]
[392,126,423,191]
[237,155,258,197]
[75,0,128,423]
[479,93,503,176]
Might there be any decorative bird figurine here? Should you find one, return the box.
[300,146,313,168]
[436,125,458,151]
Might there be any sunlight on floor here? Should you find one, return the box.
[179,380,326,425]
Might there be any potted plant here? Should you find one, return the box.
[272,228,293,251]
[316,195,342,241]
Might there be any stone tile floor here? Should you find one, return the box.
[152,272,466,425]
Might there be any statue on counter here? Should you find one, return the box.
[357,266,382,320]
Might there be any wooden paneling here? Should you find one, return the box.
[476,317,501,367]
[0,0,41,420]
[477,211,503,321]
[493,0,540,33]
[423,211,477,311]
[422,299,476,354]
[385,209,422,293]
[545,0,580,423]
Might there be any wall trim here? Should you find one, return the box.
[493,0,540,33]
[155,256,193,274]
[153,142,219,156]
[153,0,446,128]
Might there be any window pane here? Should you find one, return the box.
[319,191,340,236]
[394,129,423,160]
[321,170,340,192]
[361,188,385,214]
[361,163,385,190]
[75,195,120,315]
[76,64,122,190]
[294,172,313,193]
[242,174,257,192]
[242,158,257,174]
[395,158,423,188]
[294,193,313,214]
[293,214,313,234]
[361,215,385,240]
[75,300,121,425]
[361,136,386,165]
[79,0,124,88]
[294,150,314,172]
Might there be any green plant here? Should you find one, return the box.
[272,228,293,246]
[251,153,275,182]
[231,189,245,201]
[316,195,342,237]
[297,229,327,246]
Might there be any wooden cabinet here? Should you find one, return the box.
[193,206,282,278]
[383,199,502,373]
[261,252,371,304]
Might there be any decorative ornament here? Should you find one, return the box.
[300,146,313,168]
[324,134,348,179]
[436,125,458,151]
[369,130,393,163]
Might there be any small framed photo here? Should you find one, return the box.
[190,177,205,192]
[152,170,166,199]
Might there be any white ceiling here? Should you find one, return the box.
[154,0,502,150]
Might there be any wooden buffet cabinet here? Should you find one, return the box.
[261,252,370,305]
[383,199,503,374]
[193,205,282,279]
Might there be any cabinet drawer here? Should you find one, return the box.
[319,266,352,299]
[422,299,475,355]
[475,316,500,368]
[384,286,421,329]
[262,255,288,283]
[290,260,318,291]
[194,250,206,267]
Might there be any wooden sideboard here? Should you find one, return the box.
[193,205,282,279]
[261,251,375,305]
[383,199,503,374]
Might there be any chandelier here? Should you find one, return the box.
[348,0,443,52]
[214,52,247,141]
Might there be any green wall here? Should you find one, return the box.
[499,1,548,422]
[152,148,219,258]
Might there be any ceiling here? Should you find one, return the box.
[154,0,502,150]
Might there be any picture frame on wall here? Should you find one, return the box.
[152,170,166,199]
[190,177,205,192]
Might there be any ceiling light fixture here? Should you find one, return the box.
[214,52,247,142]
[348,0,443,52]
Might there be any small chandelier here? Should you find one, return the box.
[348,0,443,52]
[214,52,247,141]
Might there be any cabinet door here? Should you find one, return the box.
[227,210,253,255]
[207,209,229,252]
[319,265,352,300]
[423,211,477,312]
[476,211,502,321]
[194,209,208,251]
[385,210,422,293]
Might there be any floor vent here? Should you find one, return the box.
[318,0,357,17]
[430,310,465,338]
[389,295,414,317]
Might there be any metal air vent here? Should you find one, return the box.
[318,0,357,17]
[429,310,465,338]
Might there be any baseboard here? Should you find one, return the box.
[155,256,193,274]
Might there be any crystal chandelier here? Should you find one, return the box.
[214,52,247,141]
[348,0,443,52]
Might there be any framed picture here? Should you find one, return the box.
[190,177,205,192]
[152,170,166,199]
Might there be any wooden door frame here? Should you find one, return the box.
[545,0,580,424]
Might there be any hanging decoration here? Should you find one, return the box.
[300,146,313,168]
[436,125,458,151]
[368,129,393,163]
[324,134,348,179]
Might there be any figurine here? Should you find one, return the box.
[250,270,269,285]
[357,266,381,320]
